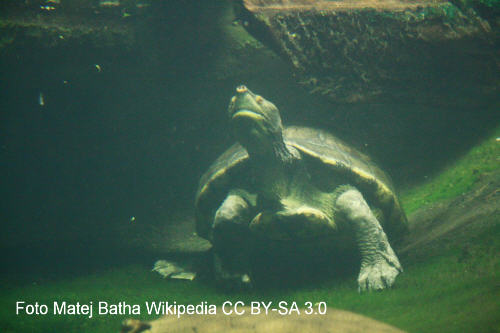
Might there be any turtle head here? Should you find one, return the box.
[228,85,284,156]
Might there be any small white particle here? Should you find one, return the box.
[38,93,45,106]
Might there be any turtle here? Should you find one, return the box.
[169,85,407,291]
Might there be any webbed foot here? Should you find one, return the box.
[152,260,196,280]
[358,255,402,292]
[334,187,403,292]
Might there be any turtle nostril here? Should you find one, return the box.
[236,85,248,94]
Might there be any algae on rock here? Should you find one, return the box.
[238,0,499,105]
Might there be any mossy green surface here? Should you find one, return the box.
[1,219,498,332]
[455,0,500,9]
[478,0,500,7]
[401,125,500,214]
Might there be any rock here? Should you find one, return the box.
[122,307,405,333]
[238,0,499,106]
[401,173,500,259]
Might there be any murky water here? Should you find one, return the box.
[0,1,498,332]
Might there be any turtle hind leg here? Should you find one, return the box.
[212,190,256,289]
[152,260,196,280]
[334,187,402,292]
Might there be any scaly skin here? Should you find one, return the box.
[335,188,402,291]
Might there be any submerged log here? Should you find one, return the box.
[239,0,499,105]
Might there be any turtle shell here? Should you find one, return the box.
[195,126,408,242]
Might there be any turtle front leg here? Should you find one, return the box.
[212,190,256,288]
[335,187,402,292]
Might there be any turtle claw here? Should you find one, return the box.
[358,259,401,292]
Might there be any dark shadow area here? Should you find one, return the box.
[0,240,161,287]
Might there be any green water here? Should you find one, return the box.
[1,0,499,332]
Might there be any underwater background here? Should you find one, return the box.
[0,0,499,332]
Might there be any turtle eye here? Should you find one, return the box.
[255,95,263,104]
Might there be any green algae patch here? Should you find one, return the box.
[2,219,498,332]
[401,125,500,214]
[478,0,500,7]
